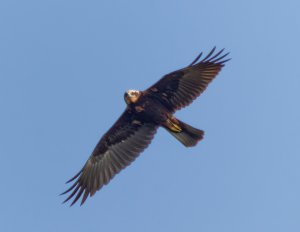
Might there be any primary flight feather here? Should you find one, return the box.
[61,47,230,206]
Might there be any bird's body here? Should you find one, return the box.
[125,91,169,124]
[62,48,230,206]
[126,91,198,136]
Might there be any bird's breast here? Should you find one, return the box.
[132,97,169,124]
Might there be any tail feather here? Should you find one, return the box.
[165,119,204,147]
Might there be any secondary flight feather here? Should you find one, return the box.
[61,47,230,206]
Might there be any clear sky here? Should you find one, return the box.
[1,0,300,232]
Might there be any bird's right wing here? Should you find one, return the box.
[61,109,158,206]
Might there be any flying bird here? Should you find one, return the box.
[61,47,230,206]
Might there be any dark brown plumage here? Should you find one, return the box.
[61,47,230,206]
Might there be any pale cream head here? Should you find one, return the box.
[124,90,142,104]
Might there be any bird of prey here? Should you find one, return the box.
[61,47,230,206]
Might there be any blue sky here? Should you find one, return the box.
[1,0,300,231]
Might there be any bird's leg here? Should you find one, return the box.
[163,116,182,133]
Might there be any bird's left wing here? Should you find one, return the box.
[61,109,158,206]
[143,47,230,113]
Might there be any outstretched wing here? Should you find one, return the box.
[144,47,230,113]
[61,109,158,206]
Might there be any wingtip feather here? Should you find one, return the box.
[189,47,230,67]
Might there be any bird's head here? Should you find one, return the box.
[124,90,142,105]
